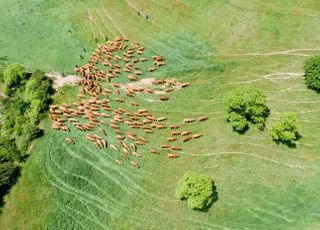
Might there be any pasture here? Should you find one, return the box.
[1,0,320,229]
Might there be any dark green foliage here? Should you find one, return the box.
[175,171,217,210]
[24,70,54,107]
[0,161,19,190]
[0,64,54,160]
[270,114,299,145]
[3,64,30,96]
[225,86,269,132]
[303,55,320,92]
[0,139,21,162]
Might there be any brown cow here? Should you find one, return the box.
[192,133,203,139]
[64,137,75,145]
[160,96,169,101]
[167,137,177,142]
[167,153,179,158]
[198,116,209,122]
[181,131,191,136]
[183,136,192,142]
[183,118,195,124]
[149,149,160,154]
[130,160,139,168]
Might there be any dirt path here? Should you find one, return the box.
[46,72,81,89]
[211,48,320,57]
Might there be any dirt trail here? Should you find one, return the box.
[46,72,81,89]
[211,48,320,57]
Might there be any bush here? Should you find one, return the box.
[0,161,19,190]
[3,64,29,96]
[175,171,217,210]
[270,114,299,145]
[225,86,269,132]
[303,55,320,92]
[0,64,53,161]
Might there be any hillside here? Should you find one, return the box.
[0,1,320,229]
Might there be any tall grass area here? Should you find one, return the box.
[1,0,320,229]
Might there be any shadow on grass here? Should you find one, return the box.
[0,163,21,212]
[199,182,219,213]
[274,132,302,149]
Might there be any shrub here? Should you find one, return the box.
[0,161,19,190]
[225,86,269,132]
[270,114,299,145]
[0,64,53,161]
[175,171,217,210]
[303,55,320,92]
[3,64,29,96]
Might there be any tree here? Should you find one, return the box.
[270,114,299,145]
[175,171,217,210]
[0,161,19,190]
[24,70,54,107]
[303,55,320,92]
[3,64,29,96]
[225,86,269,132]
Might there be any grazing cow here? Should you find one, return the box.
[115,159,122,165]
[167,137,177,142]
[130,160,139,168]
[183,118,195,124]
[165,88,175,93]
[161,144,170,149]
[170,125,179,129]
[121,153,129,160]
[110,144,119,151]
[170,131,181,136]
[115,98,125,103]
[192,133,203,139]
[167,153,179,158]
[159,96,169,101]
[132,151,142,158]
[127,75,137,81]
[171,146,182,151]
[181,131,191,136]
[181,82,190,88]
[198,116,209,122]
[64,137,75,145]
[135,141,145,145]
[99,128,106,136]
[116,135,125,140]
[149,149,160,154]
[60,126,70,132]
[52,122,61,130]
[183,136,192,142]
[156,117,167,122]
[148,67,156,72]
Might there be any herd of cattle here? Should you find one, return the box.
[49,36,208,169]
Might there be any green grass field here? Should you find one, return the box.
[1,0,320,229]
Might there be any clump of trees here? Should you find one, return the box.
[270,114,299,146]
[0,64,54,200]
[224,86,269,132]
[175,171,217,211]
[303,55,320,92]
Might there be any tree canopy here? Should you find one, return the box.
[225,86,269,132]
[303,55,320,92]
[270,114,299,146]
[0,64,54,159]
[3,64,29,96]
[175,171,217,210]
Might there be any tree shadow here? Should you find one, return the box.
[198,181,219,212]
[274,132,302,149]
[0,164,21,212]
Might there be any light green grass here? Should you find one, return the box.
[1,0,320,229]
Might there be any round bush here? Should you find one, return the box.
[303,55,320,92]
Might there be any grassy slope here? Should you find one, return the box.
[1,0,320,229]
